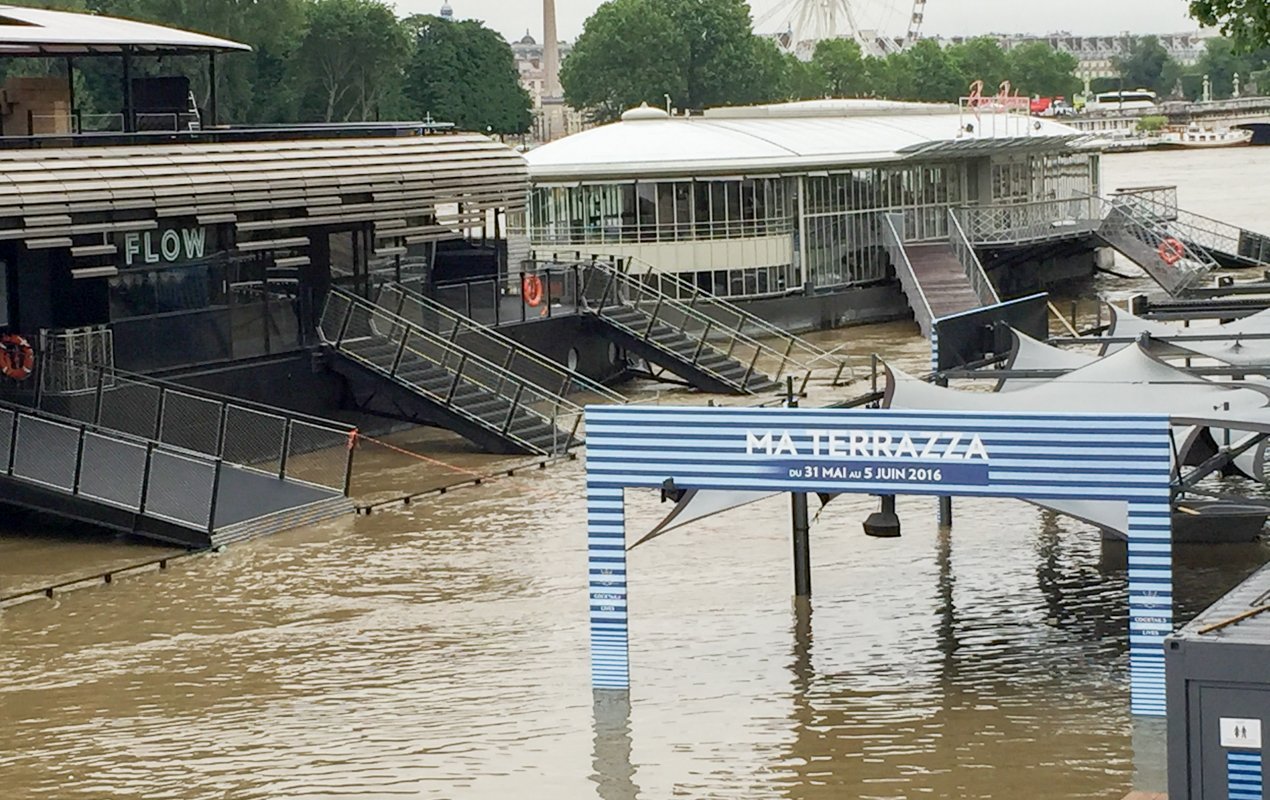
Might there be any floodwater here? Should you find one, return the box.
[4,150,1270,799]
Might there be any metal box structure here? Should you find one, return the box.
[1167,563,1270,800]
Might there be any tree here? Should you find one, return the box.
[659,0,782,108]
[902,39,965,101]
[1191,0,1270,51]
[289,0,410,122]
[779,51,824,101]
[1113,35,1181,96]
[1007,41,1080,98]
[560,0,687,121]
[811,38,865,97]
[403,15,531,134]
[948,37,1009,93]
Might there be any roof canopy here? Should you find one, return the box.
[0,5,250,55]
[527,99,1085,182]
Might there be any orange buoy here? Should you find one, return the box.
[0,334,34,381]
[1159,237,1185,266]
[522,274,544,307]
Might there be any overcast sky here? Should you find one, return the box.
[394,0,1201,43]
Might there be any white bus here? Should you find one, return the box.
[1083,90,1159,113]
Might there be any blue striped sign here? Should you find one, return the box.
[585,406,1174,717]
[1229,751,1263,800]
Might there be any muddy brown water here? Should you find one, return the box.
[4,150,1270,799]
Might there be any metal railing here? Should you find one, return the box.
[958,196,1102,246]
[1098,199,1218,296]
[0,399,224,533]
[574,258,798,392]
[513,217,794,246]
[320,288,581,455]
[883,212,935,338]
[1112,186,1270,267]
[614,255,856,385]
[432,263,582,328]
[947,209,1001,307]
[15,354,356,497]
[39,326,115,394]
[374,282,626,404]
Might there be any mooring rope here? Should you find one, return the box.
[350,430,486,478]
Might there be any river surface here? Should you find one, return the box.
[4,149,1270,799]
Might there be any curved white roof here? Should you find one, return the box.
[528,99,1084,181]
[0,5,249,55]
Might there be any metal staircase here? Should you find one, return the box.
[883,211,1000,337]
[569,259,826,395]
[1098,198,1219,297]
[373,282,627,404]
[1111,186,1270,269]
[320,287,581,455]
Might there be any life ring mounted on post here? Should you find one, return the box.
[0,334,35,381]
[1158,237,1185,266]
[522,274,544,307]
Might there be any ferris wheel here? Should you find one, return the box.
[753,0,928,59]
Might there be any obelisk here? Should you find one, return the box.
[541,0,566,141]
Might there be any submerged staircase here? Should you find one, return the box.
[1111,186,1270,270]
[883,210,1001,337]
[0,360,355,548]
[320,287,581,455]
[567,258,849,394]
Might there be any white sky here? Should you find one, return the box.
[393,0,1201,44]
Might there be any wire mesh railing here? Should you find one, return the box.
[0,400,222,532]
[320,288,582,455]
[1112,186,1270,267]
[958,196,1102,246]
[432,265,582,328]
[882,213,935,338]
[946,208,1001,308]
[21,355,355,496]
[572,258,794,393]
[1098,196,1218,296]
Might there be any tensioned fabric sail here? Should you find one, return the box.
[636,341,1270,541]
[1104,306,1270,366]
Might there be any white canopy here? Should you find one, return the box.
[0,5,249,55]
[1104,306,1270,366]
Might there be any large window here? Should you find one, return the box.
[525,177,792,245]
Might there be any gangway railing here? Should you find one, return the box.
[957,196,1102,246]
[1097,194,1219,295]
[947,208,1001,307]
[612,255,857,385]
[374,282,626,404]
[320,287,582,455]
[571,258,807,392]
[1112,186,1270,268]
[883,213,936,337]
[1,399,227,534]
[432,263,583,328]
[19,354,356,496]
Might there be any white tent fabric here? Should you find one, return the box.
[1104,306,1270,366]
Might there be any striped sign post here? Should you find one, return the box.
[585,406,1175,717]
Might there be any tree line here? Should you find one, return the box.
[1109,35,1270,101]
[0,0,534,134]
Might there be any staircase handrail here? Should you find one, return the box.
[374,281,627,405]
[320,288,582,455]
[946,208,1001,307]
[615,254,856,383]
[1096,195,1218,295]
[957,196,1101,246]
[882,212,936,337]
[0,397,227,533]
[1111,189,1270,268]
[572,259,801,393]
[21,353,355,496]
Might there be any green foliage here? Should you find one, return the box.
[1113,35,1181,96]
[1137,115,1168,132]
[1005,41,1080,98]
[1193,36,1270,99]
[811,38,864,97]
[1190,0,1270,51]
[949,37,1009,92]
[403,15,531,134]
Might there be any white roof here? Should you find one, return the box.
[0,5,249,55]
[528,99,1084,182]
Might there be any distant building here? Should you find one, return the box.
[940,32,1213,88]
[439,1,453,20]
[510,31,586,142]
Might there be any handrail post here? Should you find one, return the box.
[566,411,582,453]
[153,387,167,442]
[642,296,664,339]
[390,329,409,376]
[690,320,713,365]
[138,442,155,514]
[214,404,228,459]
[72,424,87,494]
[207,457,223,534]
[776,337,795,381]
[445,354,467,403]
[502,384,525,434]
[740,346,761,390]
[278,419,293,480]
[93,364,105,424]
[342,427,356,497]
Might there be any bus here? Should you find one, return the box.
[1083,90,1159,113]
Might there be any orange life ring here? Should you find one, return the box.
[522,274,544,307]
[1158,237,1185,266]
[0,334,34,381]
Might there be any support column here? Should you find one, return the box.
[208,53,218,128]
[1126,492,1174,717]
[791,491,811,597]
[588,483,629,690]
[938,496,953,526]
